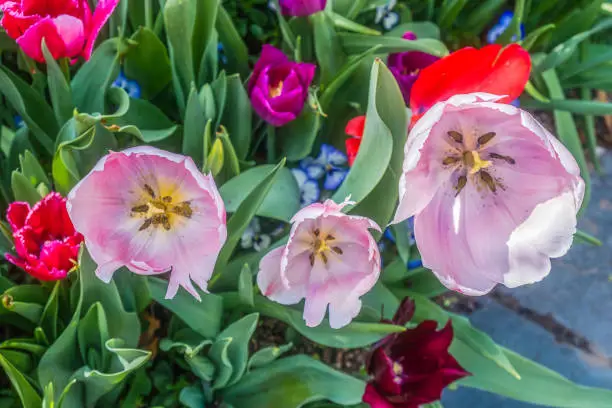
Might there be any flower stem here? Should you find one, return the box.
[59,58,70,82]
[145,0,153,29]
[267,125,276,163]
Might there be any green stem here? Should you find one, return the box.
[266,125,276,164]
[145,0,153,29]
[59,58,70,83]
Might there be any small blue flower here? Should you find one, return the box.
[487,11,525,44]
[14,115,24,128]
[383,228,396,243]
[300,144,348,191]
[218,43,228,65]
[112,71,141,99]
[375,0,399,31]
[407,258,423,269]
[292,168,320,207]
[241,218,272,252]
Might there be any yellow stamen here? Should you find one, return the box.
[269,80,284,98]
[463,150,492,175]
[393,362,403,375]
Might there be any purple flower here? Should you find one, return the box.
[279,0,327,16]
[248,45,316,127]
[387,32,440,105]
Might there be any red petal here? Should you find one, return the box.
[362,383,397,408]
[410,44,531,114]
[6,202,31,232]
[345,115,366,138]
[345,137,361,167]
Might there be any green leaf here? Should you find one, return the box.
[11,171,41,205]
[192,0,220,87]
[338,33,448,57]
[124,27,173,99]
[497,0,525,44]
[312,11,346,86]
[71,39,120,114]
[217,129,241,183]
[222,74,252,160]
[523,98,612,115]
[438,0,469,30]
[0,66,56,154]
[254,295,405,349]
[536,18,612,73]
[521,24,556,51]
[277,104,321,161]
[541,69,591,213]
[19,150,50,189]
[148,277,223,339]
[329,11,380,36]
[105,97,178,143]
[387,22,441,39]
[219,164,299,222]
[247,343,293,371]
[38,280,61,342]
[77,303,110,367]
[216,160,287,268]
[222,355,365,408]
[187,355,216,381]
[210,313,259,389]
[73,339,151,407]
[0,350,42,408]
[183,85,207,166]
[238,264,255,307]
[216,6,250,79]
[211,71,227,128]
[207,137,224,176]
[42,42,73,126]
[463,0,506,35]
[179,385,206,408]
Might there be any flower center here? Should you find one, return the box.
[309,228,343,266]
[392,361,403,384]
[442,130,516,195]
[131,184,193,231]
[269,80,284,98]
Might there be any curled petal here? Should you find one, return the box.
[82,0,120,59]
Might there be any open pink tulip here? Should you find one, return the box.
[393,93,584,295]
[66,146,227,299]
[257,198,381,328]
[0,0,119,62]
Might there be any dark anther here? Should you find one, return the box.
[144,184,156,198]
[480,171,497,193]
[313,228,320,237]
[131,204,149,213]
[477,132,496,146]
[442,156,460,165]
[139,218,152,231]
[332,246,343,255]
[309,253,315,266]
[489,152,516,165]
[162,196,173,203]
[455,175,467,196]
[447,131,463,143]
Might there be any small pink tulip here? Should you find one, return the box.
[66,146,227,300]
[0,0,119,62]
[393,93,584,295]
[257,198,381,328]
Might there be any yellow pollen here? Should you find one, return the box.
[309,232,342,265]
[269,80,284,98]
[393,362,403,375]
[463,150,492,175]
[131,184,193,232]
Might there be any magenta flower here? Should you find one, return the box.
[364,299,470,408]
[0,0,119,62]
[388,32,440,105]
[248,45,316,127]
[279,0,327,16]
[257,198,381,328]
[66,146,227,300]
[393,93,584,295]
[5,193,83,281]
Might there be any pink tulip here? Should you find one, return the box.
[257,198,381,328]
[66,146,227,300]
[393,93,584,295]
[0,0,119,62]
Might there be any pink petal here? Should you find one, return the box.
[6,202,30,232]
[51,15,85,57]
[16,17,66,61]
[82,0,120,59]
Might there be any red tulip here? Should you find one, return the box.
[345,115,366,166]
[5,192,83,281]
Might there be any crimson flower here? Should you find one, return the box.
[5,192,83,281]
[345,115,366,166]
[363,298,470,408]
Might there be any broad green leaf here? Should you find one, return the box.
[222,74,252,160]
[254,295,404,349]
[438,0,469,31]
[71,39,120,114]
[211,71,227,128]
[338,33,448,57]
[19,150,50,189]
[38,280,61,342]
[11,171,41,205]
[238,264,254,307]
[312,11,346,85]
[42,41,73,126]
[179,385,206,408]
[192,0,220,87]
[216,160,287,269]
[219,164,299,222]
[541,69,590,213]
[216,6,250,79]
[329,11,380,36]
[105,97,178,143]
[210,313,259,388]
[0,350,42,407]
[187,355,216,381]
[222,355,365,408]
[277,104,321,161]
[247,342,293,371]
[183,85,207,166]
[51,120,96,195]
[463,0,506,35]
[388,22,441,39]
[521,24,556,51]
[0,66,56,154]
[124,27,172,99]
[148,277,223,339]
[77,303,110,368]
[536,18,612,73]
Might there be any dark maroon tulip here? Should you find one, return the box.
[388,32,440,105]
[248,45,316,127]
[363,298,470,408]
[279,0,327,16]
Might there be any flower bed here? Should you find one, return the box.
[0,1,611,407]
